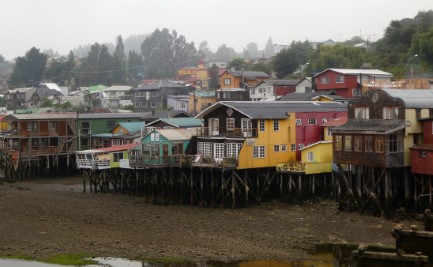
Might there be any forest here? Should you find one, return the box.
[1,10,433,90]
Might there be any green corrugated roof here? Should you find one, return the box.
[118,122,145,133]
[155,118,202,128]
[88,84,108,94]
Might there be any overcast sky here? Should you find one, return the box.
[1,0,432,60]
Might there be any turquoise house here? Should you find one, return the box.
[133,128,197,167]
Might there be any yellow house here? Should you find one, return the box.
[219,70,271,89]
[195,101,347,170]
[188,90,216,115]
[300,141,333,174]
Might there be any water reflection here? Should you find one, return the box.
[0,255,334,267]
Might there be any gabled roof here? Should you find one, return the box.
[382,89,433,109]
[332,119,405,135]
[314,68,393,78]
[115,122,145,133]
[221,70,271,79]
[4,113,77,121]
[146,128,197,141]
[279,92,347,102]
[299,140,332,151]
[146,118,203,128]
[196,101,347,119]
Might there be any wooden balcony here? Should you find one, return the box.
[76,159,110,170]
[196,127,257,138]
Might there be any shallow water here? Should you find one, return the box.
[0,255,334,267]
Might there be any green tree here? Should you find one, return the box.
[272,41,313,78]
[208,64,220,89]
[128,50,144,86]
[228,57,245,71]
[140,28,199,79]
[45,51,76,86]
[309,45,366,72]
[79,43,113,85]
[113,35,127,84]
[214,44,237,62]
[9,47,47,88]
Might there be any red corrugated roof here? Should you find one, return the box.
[98,143,140,153]
[321,116,348,127]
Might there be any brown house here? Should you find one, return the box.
[217,70,270,101]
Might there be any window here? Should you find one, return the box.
[241,119,252,137]
[253,146,266,158]
[365,136,373,152]
[27,122,38,132]
[354,107,369,119]
[335,135,342,151]
[49,137,58,147]
[375,137,384,153]
[388,133,402,152]
[214,143,225,158]
[113,152,124,162]
[224,78,231,86]
[322,118,328,123]
[291,144,296,151]
[336,75,344,83]
[281,144,287,152]
[321,76,329,84]
[383,106,399,119]
[226,118,235,131]
[259,120,265,131]
[151,91,159,97]
[307,151,314,161]
[308,118,317,125]
[273,120,279,131]
[274,145,280,152]
[226,143,242,158]
[344,136,352,151]
[354,136,362,152]
[197,142,212,157]
[107,120,115,129]
[352,89,361,96]
[112,139,122,146]
[150,132,160,141]
[49,121,58,131]
[327,128,332,137]
[419,151,428,158]
[296,119,302,126]
[298,144,304,150]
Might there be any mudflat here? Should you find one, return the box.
[0,176,401,262]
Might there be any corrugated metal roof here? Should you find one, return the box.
[382,89,433,108]
[4,113,77,121]
[256,79,300,87]
[315,68,393,77]
[147,118,202,128]
[117,122,145,133]
[332,119,405,134]
[196,101,347,119]
[104,85,132,92]
[133,80,187,90]
[78,113,145,119]
[224,70,271,79]
[150,128,197,141]
[92,133,123,138]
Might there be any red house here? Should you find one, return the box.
[314,68,393,98]
[411,118,433,175]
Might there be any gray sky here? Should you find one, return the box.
[1,0,432,60]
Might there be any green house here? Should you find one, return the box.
[133,128,197,167]
[77,113,144,150]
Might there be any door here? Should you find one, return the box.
[163,144,169,164]
[209,118,219,136]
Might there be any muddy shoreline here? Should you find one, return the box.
[0,176,403,262]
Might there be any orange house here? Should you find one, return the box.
[219,70,271,89]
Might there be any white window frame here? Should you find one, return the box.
[274,145,279,152]
[197,142,212,157]
[224,78,231,86]
[354,107,369,119]
[226,143,242,158]
[383,106,399,120]
[307,151,314,161]
[259,120,265,132]
[298,144,304,150]
[273,119,279,131]
[281,144,287,152]
[296,119,302,126]
[336,75,344,83]
[291,144,296,151]
[321,76,329,84]
[213,143,225,159]
[253,145,266,158]
[308,118,317,125]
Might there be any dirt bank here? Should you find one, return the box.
[0,176,407,262]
